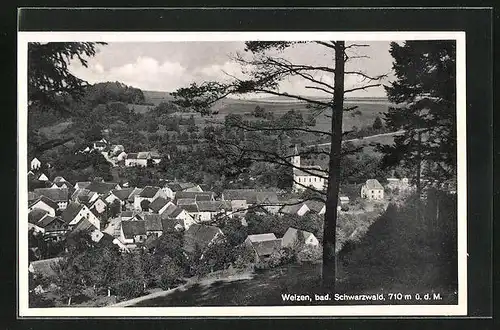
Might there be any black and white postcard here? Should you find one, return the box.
[18,30,467,317]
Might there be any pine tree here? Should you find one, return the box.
[379,40,456,205]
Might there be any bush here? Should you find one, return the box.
[297,246,322,263]
[112,279,144,299]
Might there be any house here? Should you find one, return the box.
[279,202,310,217]
[70,218,104,243]
[53,176,68,183]
[120,220,147,245]
[116,151,127,162]
[175,191,216,202]
[37,173,49,182]
[93,140,108,151]
[161,204,195,230]
[71,188,99,206]
[85,181,121,196]
[33,188,69,210]
[386,177,411,192]
[244,233,282,262]
[339,196,350,205]
[148,197,174,215]
[183,224,224,255]
[134,186,165,210]
[281,227,320,249]
[107,188,134,206]
[28,209,50,233]
[222,189,280,214]
[110,144,125,155]
[90,197,108,215]
[125,151,159,167]
[127,187,143,208]
[161,217,186,232]
[304,200,326,215]
[74,181,91,190]
[162,182,202,199]
[31,157,41,170]
[196,201,232,222]
[290,145,326,192]
[37,216,68,241]
[178,202,200,221]
[29,257,63,279]
[144,213,163,238]
[28,196,57,216]
[361,179,385,200]
[61,202,100,230]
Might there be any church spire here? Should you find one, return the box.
[291,144,300,168]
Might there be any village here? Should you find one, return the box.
[27,135,418,303]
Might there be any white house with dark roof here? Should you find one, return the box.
[244,233,282,262]
[148,197,174,215]
[281,227,320,249]
[30,157,41,170]
[161,204,195,229]
[120,220,147,245]
[279,202,310,217]
[290,145,325,192]
[33,188,69,210]
[74,181,91,190]
[361,179,385,200]
[61,202,100,230]
[133,186,165,210]
[222,189,280,214]
[28,196,57,216]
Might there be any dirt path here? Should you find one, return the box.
[107,271,254,307]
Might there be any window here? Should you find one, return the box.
[309,178,311,183]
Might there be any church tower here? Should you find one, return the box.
[291,144,300,168]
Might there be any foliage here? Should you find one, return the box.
[379,40,456,185]
[340,191,458,291]
[372,116,383,130]
[28,42,107,112]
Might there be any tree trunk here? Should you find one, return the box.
[67,296,71,306]
[322,41,345,289]
[416,130,422,221]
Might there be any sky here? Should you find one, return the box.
[69,41,396,98]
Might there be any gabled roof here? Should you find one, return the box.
[165,183,183,192]
[121,220,146,238]
[29,257,63,278]
[144,213,162,231]
[293,165,325,177]
[28,209,49,224]
[177,198,196,205]
[222,189,278,205]
[180,203,199,213]
[175,191,215,201]
[149,197,170,212]
[279,203,308,215]
[53,176,67,183]
[246,233,277,242]
[283,227,315,243]
[74,181,91,189]
[161,217,183,232]
[137,151,150,159]
[128,188,143,202]
[71,217,96,233]
[250,239,282,257]
[111,188,134,201]
[126,153,138,159]
[183,224,223,254]
[364,179,384,190]
[85,181,119,194]
[33,188,69,202]
[304,200,325,213]
[196,201,231,212]
[61,202,84,224]
[139,186,160,198]
[161,204,182,218]
[37,215,65,229]
[121,210,134,218]
[29,195,58,211]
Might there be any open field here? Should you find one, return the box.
[37,120,73,139]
